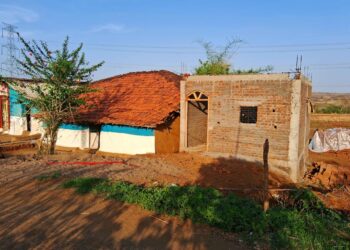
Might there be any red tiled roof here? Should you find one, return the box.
[75,70,181,128]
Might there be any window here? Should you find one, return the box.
[240,106,257,124]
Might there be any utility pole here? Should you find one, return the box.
[1,22,19,77]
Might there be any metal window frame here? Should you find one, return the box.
[240,106,258,124]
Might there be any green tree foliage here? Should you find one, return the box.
[13,36,104,154]
[232,66,274,75]
[195,40,273,75]
[195,40,240,75]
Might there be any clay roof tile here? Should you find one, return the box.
[75,70,181,128]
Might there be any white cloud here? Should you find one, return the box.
[90,24,125,33]
[0,4,39,24]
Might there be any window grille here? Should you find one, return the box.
[240,106,257,124]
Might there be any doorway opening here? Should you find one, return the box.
[25,105,31,132]
[0,97,9,131]
[187,91,208,148]
[89,125,101,150]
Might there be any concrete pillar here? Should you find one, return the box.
[288,79,302,182]
[179,80,187,151]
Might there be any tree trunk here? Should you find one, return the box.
[49,139,56,155]
[47,125,59,155]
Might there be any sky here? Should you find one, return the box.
[0,0,349,93]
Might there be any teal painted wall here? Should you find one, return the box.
[9,88,39,116]
[60,124,89,130]
[101,125,154,136]
[9,88,25,117]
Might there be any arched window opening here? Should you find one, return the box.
[187,91,208,101]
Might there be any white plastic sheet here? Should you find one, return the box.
[309,128,350,153]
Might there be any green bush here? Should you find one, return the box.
[232,66,273,75]
[63,178,350,249]
[316,104,350,114]
[62,177,105,194]
[195,61,231,75]
[265,189,348,249]
[96,182,265,234]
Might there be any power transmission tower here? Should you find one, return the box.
[1,22,19,77]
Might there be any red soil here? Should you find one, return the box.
[0,178,246,249]
[306,150,350,213]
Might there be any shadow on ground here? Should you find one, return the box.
[0,177,246,249]
[195,156,294,200]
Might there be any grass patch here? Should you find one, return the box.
[36,170,62,181]
[63,178,350,249]
[62,177,105,194]
[316,104,350,114]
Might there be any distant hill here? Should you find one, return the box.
[311,92,350,112]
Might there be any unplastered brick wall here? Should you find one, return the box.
[180,74,312,182]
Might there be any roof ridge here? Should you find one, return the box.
[92,70,180,85]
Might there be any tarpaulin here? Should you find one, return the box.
[309,128,350,153]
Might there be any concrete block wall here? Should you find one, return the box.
[180,74,312,182]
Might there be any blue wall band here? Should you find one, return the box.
[60,124,89,130]
[101,125,154,136]
[60,124,154,136]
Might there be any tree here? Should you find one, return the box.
[195,39,273,75]
[232,66,273,75]
[195,39,241,75]
[12,36,104,154]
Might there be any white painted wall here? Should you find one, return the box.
[56,128,90,149]
[99,131,155,154]
[7,116,45,136]
[9,116,27,135]
[89,131,99,149]
[31,117,45,135]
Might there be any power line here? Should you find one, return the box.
[46,46,349,55]
[309,62,350,66]
[42,39,350,50]
[33,38,350,54]
[309,67,350,70]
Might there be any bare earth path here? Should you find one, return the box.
[0,155,248,249]
[1,148,347,248]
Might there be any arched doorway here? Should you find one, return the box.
[187,91,208,147]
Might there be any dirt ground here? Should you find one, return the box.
[0,150,291,192]
[305,149,350,213]
[0,151,257,249]
[0,178,247,249]
[0,146,349,248]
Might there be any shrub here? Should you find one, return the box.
[194,40,273,75]
[316,104,350,114]
[62,178,350,249]
[62,177,105,194]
